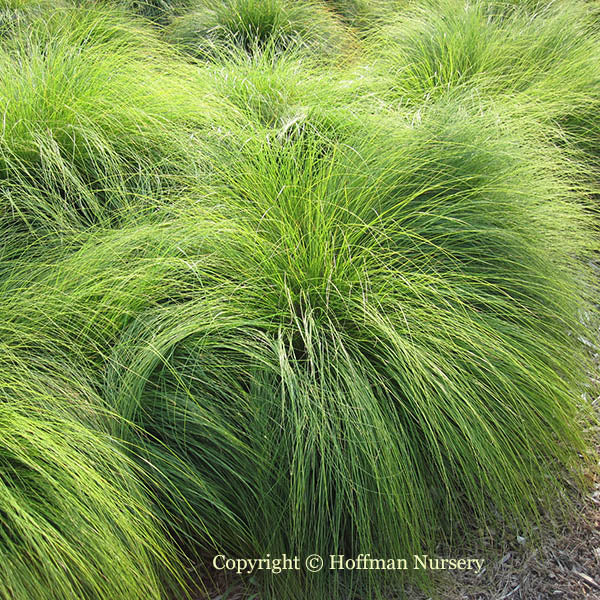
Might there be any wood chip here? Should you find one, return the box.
[572,569,600,590]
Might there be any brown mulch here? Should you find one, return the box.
[407,481,600,600]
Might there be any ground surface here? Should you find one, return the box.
[408,480,600,599]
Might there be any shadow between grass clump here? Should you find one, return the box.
[323,0,397,30]
[114,0,194,23]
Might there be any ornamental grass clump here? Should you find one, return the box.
[166,0,350,60]
[0,401,183,600]
[108,104,596,598]
[371,0,599,104]
[0,6,231,234]
[3,94,595,598]
[370,0,600,167]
